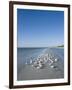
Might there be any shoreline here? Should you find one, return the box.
[50,47,64,49]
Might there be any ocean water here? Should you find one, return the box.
[17,48,64,74]
[50,48,64,63]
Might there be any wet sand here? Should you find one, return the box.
[17,59,64,80]
[17,48,64,81]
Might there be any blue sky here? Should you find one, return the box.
[17,9,64,47]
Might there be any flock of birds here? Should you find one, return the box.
[25,53,58,69]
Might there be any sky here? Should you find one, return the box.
[17,9,64,47]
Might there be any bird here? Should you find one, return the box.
[30,59,32,64]
[54,58,58,62]
[51,65,54,68]
[36,63,43,69]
